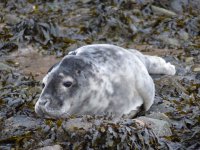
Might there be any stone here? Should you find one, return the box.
[185,57,194,63]
[146,112,171,123]
[4,14,21,25]
[1,115,43,138]
[62,118,93,133]
[148,98,175,114]
[157,34,180,47]
[7,98,24,108]
[170,0,188,13]
[179,30,189,41]
[82,0,92,3]
[5,115,42,129]
[36,145,62,150]
[0,62,14,71]
[134,116,172,137]
[192,66,200,72]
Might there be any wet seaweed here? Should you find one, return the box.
[0,0,200,149]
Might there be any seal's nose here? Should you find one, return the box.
[38,95,52,106]
[35,98,50,117]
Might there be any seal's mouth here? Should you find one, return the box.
[35,100,70,119]
[35,106,70,119]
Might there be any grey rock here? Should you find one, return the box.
[157,34,180,47]
[1,115,43,139]
[43,125,51,133]
[0,145,13,150]
[5,115,42,129]
[4,14,21,25]
[7,98,24,107]
[134,116,172,137]
[170,0,200,14]
[134,0,154,5]
[165,38,180,47]
[189,0,200,13]
[62,118,93,132]
[81,0,92,3]
[36,145,63,150]
[192,65,200,72]
[146,112,171,124]
[156,100,174,112]
[185,57,194,64]
[38,139,54,147]
[170,0,188,13]
[0,62,14,71]
[151,5,177,17]
[179,30,189,41]
[148,97,175,114]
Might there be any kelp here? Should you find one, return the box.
[165,78,200,147]
[0,0,199,55]
[58,116,167,149]
[0,0,200,149]
[0,69,40,117]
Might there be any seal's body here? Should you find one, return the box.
[35,44,175,118]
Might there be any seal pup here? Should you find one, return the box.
[35,44,176,118]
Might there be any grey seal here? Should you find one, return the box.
[35,44,176,118]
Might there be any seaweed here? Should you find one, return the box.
[0,0,200,149]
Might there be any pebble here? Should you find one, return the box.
[134,116,172,137]
[36,145,63,150]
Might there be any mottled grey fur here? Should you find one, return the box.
[35,44,176,118]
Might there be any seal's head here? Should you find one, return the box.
[35,55,93,118]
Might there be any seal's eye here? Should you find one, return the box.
[63,81,72,88]
[76,70,81,75]
[42,83,45,89]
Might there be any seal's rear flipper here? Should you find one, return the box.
[142,55,176,75]
[129,49,176,75]
[123,104,146,119]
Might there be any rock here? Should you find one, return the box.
[0,62,14,71]
[151,5,177,17]
[134,0,154,5]
[4,115,42,129]
[170,0,200,14]
[0,145,13,150]
[185,57,194,63]
[170,0,188,13]
[189,0,200,13]
[157,34,180,47]
[165,38,180,47]
[134,116,172,137]
[7,98,24,108]
[4,14,21,25]
[38,139,55,148]
[146,112,171,124]
[148,98,175,114]
[81,0,92,3]
[1,115,43,139]
[179,30,189,41]
[192,65,200,72]
[36,145,62,150]
[62,118,93,133]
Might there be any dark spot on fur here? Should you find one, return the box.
[68,51,77,55]
[47,62,60,73]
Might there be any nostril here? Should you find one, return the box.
[39,99,48,106]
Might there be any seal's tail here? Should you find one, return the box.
[142,55,176,75]
[129,49,176,75]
